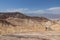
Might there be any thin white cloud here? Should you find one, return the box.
[47,7,60,14]
[48,7,60,11]
[0,7,60,14]
[6,8,29,12]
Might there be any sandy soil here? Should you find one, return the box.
[0,32,60,40]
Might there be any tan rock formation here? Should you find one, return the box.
[0,12,60,35]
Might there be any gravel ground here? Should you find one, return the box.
[0,32,60,40]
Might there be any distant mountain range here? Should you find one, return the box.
[26,13,60,19]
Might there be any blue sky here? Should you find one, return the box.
[0,0,60,14]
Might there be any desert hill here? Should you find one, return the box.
[0,12,60,35]
[0,12,49,21]
[0,12,29,19]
